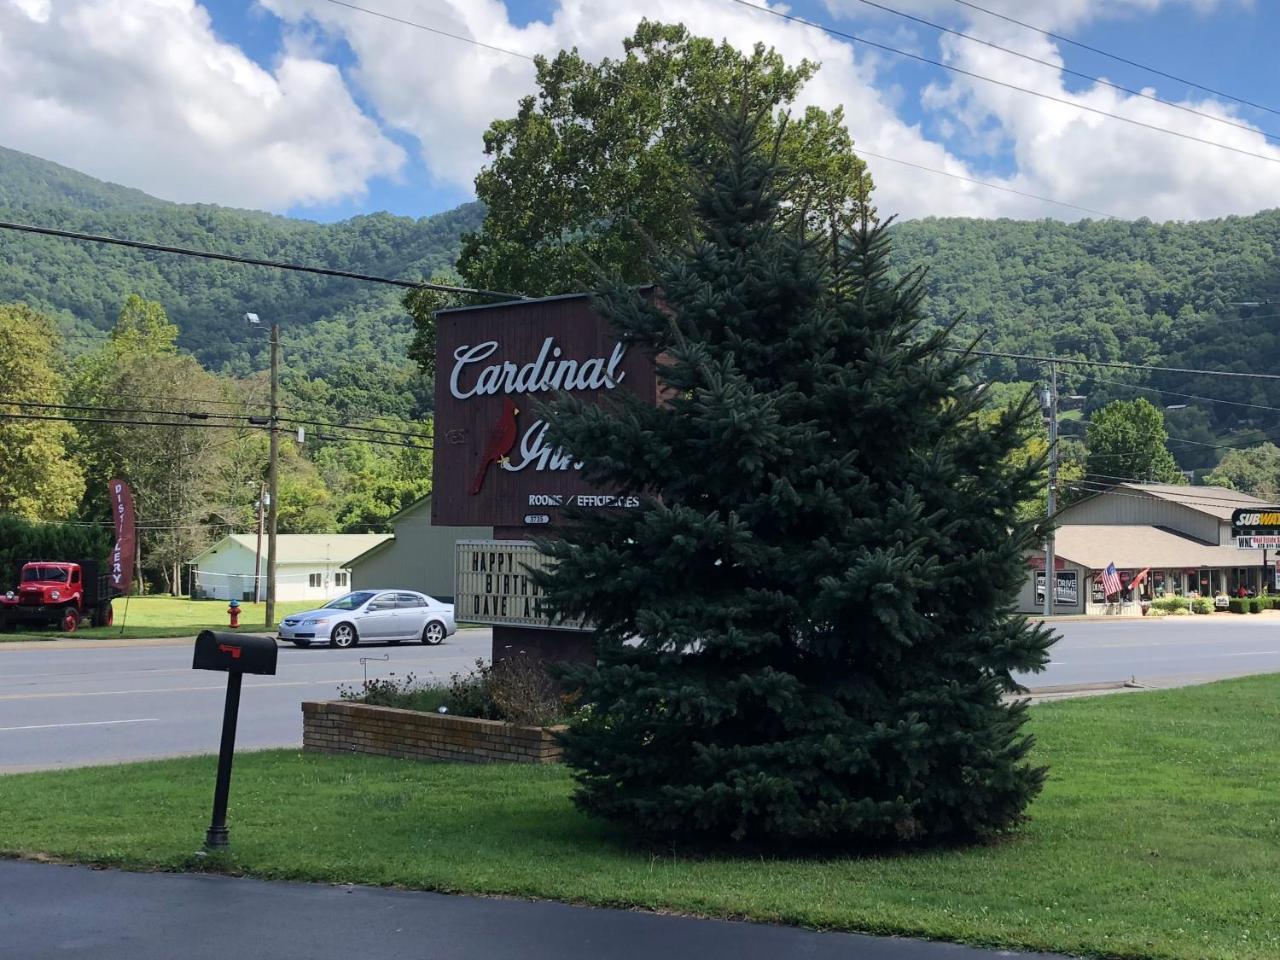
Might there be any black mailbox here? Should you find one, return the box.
[193,630,277,676]
[193,630,280,850]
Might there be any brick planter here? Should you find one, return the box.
[301,700,563,764]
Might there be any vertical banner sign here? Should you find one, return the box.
[107,479,135,595]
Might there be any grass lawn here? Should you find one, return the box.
[1,595,317,641]
[2,677,1277,959]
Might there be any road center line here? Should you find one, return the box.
[0,718,158,732]
[0,677,376,702]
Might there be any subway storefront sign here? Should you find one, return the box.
[454,540,582,630]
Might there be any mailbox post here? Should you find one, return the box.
[193,630,278,849]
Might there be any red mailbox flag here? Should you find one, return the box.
[107,479,135,596]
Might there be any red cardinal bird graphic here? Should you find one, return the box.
[470,397,520,495]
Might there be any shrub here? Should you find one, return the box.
[1192,597,1214,614]
[1228,598,1248,614]
[341,657,572,727]
[1250,598,1263,614]
[1150,596,1191,614]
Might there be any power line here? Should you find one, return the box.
[947,0,1280,119]
[7,401,431,442]
[1087,377,1280,415]
[0,411,432,450]
[856,148,1116,218]
[75,389,433,435]
[729,0,1280,167]
[956,347,1280,382]
[0,220,525,301]
[845,0,1280,143]
[322,0,536,61]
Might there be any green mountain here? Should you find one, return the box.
[3,145,1278,461]
[0,146,483,421]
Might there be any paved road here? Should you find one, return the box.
[0,860,1059,960]
[1021,615,1280,687]
[4,617,1280,772]
[0,630,492,772]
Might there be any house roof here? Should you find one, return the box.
[1110,483,1271,520]
[1053,524,1264,570]
[190,533,391,566]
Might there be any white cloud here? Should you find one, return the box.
[262,0,1280,223]
[2,0,1274,222]
[0,0,405,209]
[921,11,1280,220]
[262,0,1013,219]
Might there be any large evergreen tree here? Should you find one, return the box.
[536,108,1054,849]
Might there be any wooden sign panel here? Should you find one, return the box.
[432,292,658,528]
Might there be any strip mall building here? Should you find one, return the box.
[1017,483,1274,615]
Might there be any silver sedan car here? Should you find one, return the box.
[278,590,457,648]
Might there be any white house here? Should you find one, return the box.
[190,533,392,602]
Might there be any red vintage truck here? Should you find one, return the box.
[0,560,116,632]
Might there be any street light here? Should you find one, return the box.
[244,312,280,629]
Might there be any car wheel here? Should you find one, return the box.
[422,620,446,646]
[61,606,79,633]
[330,623,358,649]
[292,641,311,648]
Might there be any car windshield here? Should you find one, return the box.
[22,566,69,583]
[322,591,374,611]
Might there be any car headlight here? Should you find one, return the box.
[302,618,329,626]
[4,591,12,600]
[50,590,60,600]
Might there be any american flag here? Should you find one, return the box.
[1101,562,1123,598]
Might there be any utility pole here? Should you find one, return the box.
[253,480,265,605]
[1042,362,1059,618]
[265,324,280,629]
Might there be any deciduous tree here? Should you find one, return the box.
[0,304,85,519]
[456,20,872,298]
[1085,398,1184,487]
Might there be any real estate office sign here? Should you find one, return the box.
[433,293,659,629]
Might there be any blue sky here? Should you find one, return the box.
[3,1,1278,223]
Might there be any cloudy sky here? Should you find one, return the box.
[2,0,1278,223]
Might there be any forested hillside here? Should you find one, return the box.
[4,145,1279,440]
[892,214,1280,421]
[0,146,483,422]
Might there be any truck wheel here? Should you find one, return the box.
[94,603,114,628]
[61,606,80,633]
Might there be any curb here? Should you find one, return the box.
[0,624,492,652]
